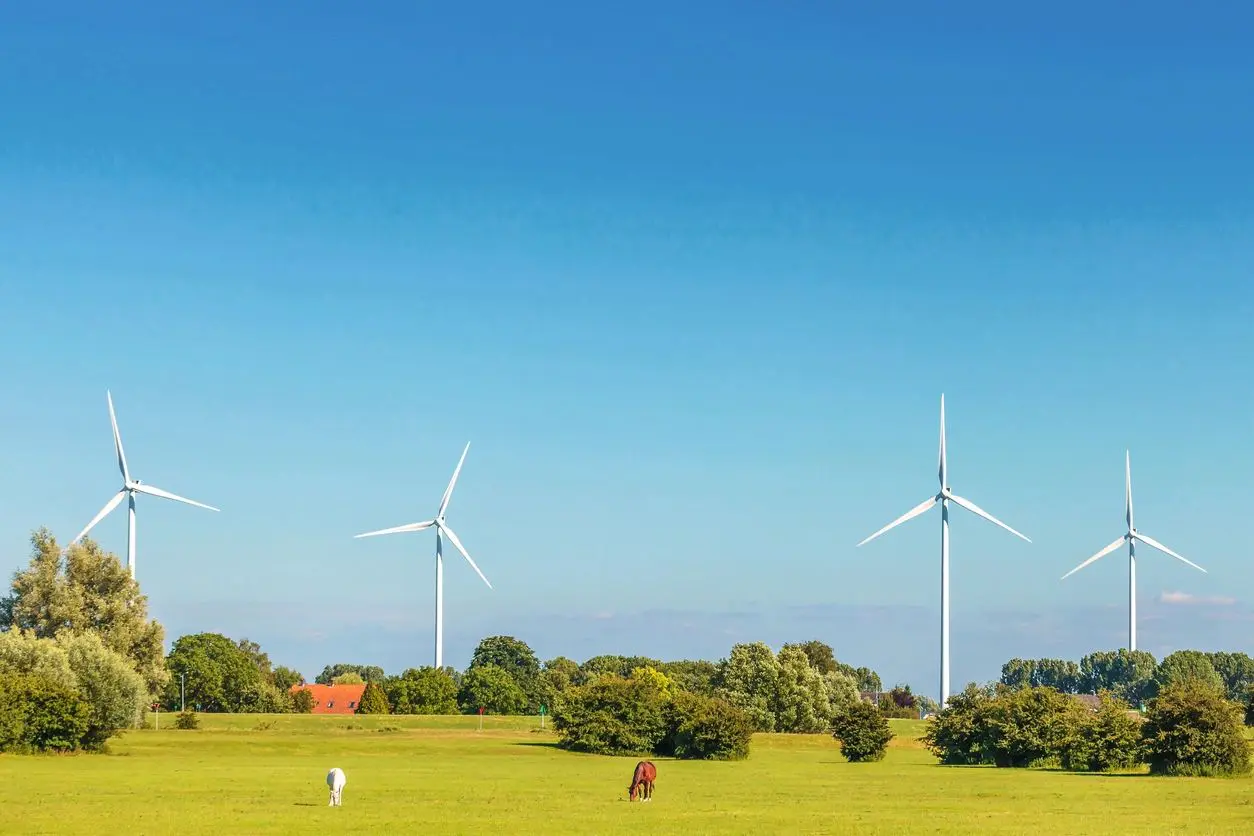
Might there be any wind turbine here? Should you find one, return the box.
[73,391,220,578]
[1060,451,1206,651]
[856,394,1031,706]
[353,442,491,669]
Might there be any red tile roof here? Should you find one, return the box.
[290,683,367,715]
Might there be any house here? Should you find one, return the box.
[290,682,367,715]
[1070,694,1102,711]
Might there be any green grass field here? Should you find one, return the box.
[4,714,1254,835]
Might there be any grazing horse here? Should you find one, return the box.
[326,767,347,806]
[628,760,656,802]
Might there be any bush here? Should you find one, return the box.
[553,675,668,756]
[62,632,147,749]
[175,710,200,730]
[831,700,893,762]
[921,683,996,765]
[978,686,1085,768]
[0,671,91,752]
[662,691,753,761]
[291,688,315,714]
[1141,680,1251,777]
[356,681,391,715]
[1060,693,1144,772]
[384,667,460,715]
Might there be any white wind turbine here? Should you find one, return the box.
[73,391,220,578]
[1060,451,1206,651]
[353,442,491,669]
[856,394,1031,706]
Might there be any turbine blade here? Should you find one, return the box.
[1132,531,1207,574]
[857,496,938,547]
[354,520,436,538]
[938,394,947,490]
[1061,535,1127,580]
[946,493,1031,542]
[73,490,127,543]
[438,523,491,588]
[107,391,130,483]
[438,442,471,518]
[130,483,220,511]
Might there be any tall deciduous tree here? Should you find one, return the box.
[1155,650,1225,696]
[0,529,167,696]
[469,635,542,709]
[164,632,286,713]
[315,664,386,685]
[384,667,459,715]
[1207,652,1254,703]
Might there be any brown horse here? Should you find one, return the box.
[628,760,656,801]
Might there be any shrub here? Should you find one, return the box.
[175,710,200,730]
[0,671,91,752]
[384,667,459,715]
[1060,693,1144,772]
[832,699,893,762]
[1141,680,1251,777]
[978,686,1085,768]
[921,683,996,765]
[62,631,147,749]
[553,675,668,756]
[662,691,753,761]
[291,688,315,714]
[356,681,391,715]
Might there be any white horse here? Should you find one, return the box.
[326,767,346,806]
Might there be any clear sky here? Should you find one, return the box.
[2,2,1253,697]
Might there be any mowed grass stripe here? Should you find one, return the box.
[3,716,1254,834]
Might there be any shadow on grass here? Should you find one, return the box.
[511,741,562,749]
[293,802,320,807]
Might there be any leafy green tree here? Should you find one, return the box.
[832,700,894,762]
[272,666,304,692]
[1080,649,1157,706]
[1000,658,1034,690]
[539,656,579,708]
[236,639,272,679]
[774,645,831,733]
[315,664,386,685]
[1060,693,1144,772]
[822,670,859,719]
[1,529,168,696]
[1207,652,1254,703]
[978,685,1086,768]
[469,636,542,708]
[356,681,391,714]
[714,642,780,731]
[921,682,998,765]
[782,640,838,674]
[1155,650,1225,696]
[580,655,662,682]
[1033,659,1082,693]
[331,672,365,685]
[658,660,719,696]
[0,629,77,691]
[879,684,919,719]
[163,632,285,713]
[291,688,315,713]
[1141,679,1252,776]
[62,631,147,747]
[631,666,676,698]
[458,664,528,714]
[384,667,459,715]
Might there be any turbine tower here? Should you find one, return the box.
[856,394,1031,706]
[353,442,491,669]
[1060,451,1206,651]
[73,391,220,578]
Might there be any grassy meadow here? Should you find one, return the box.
[4,714,1254,835]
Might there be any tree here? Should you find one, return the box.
[291,688,315,713]
[879,685,918,719]
[331,672,365,685]
[539,656,580,708]
[977,686,1085,768]
[1080,650,1157,707]
[1207,652,1254,703]
[315,664,386,685]
[782,640,838,674]
[580,655,663,682]
[469,636,542,709]
[236,639,272,679]
[1000,658,1034,690]
[661,691,753,760]
[714,642,780,731]
[1141,679,1252,777]
[553,675,669,756]
[163,632,286,713]
[356,681,391,714]
[1155,650,1225,696]
[272,666,304,692]
[921,682,998,765]
[832,700,893,762]
[1,529,168,696]
[630,666,676,699]
[658,660,719,696]
[774,645,831,733]
[0,671,91,752]
[458,664,528,715]
[384,667,459,715]
[1060,693,1144,772]
[1032,659,1082,693]
[822,670,859,720]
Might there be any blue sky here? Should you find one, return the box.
[2,2,1253,697]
